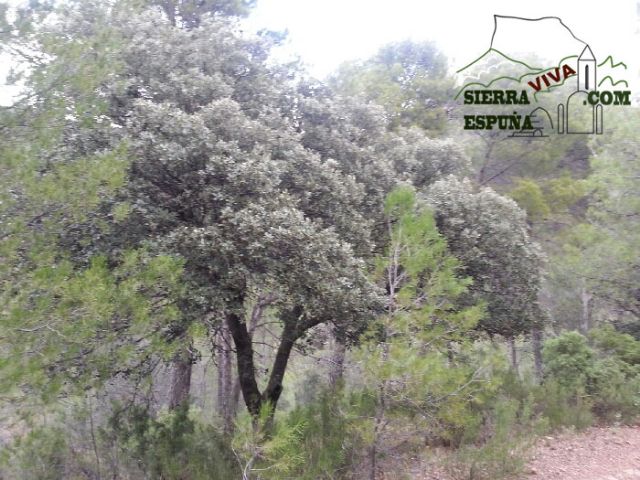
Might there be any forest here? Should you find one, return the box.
[0,1,639,479]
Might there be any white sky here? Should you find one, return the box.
[244,0,640,86]
[1,0,638,105]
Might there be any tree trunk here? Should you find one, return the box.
[328,336,346,389]
[230,377,241,420]
[262,327,296,409]
[168,345,193,410]
[225,311,262,417]
[217,325,234,433]
[226,309,299,418]
[215,295,274,430]
[508,336,519,377]
[159,0,177,26]
[477,139,495,184]
[531,327,544,383]
[580,285,592,334]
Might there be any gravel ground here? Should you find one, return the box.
[521,425,640,480]
[374,425,640,479]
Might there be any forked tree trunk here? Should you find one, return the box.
[159,0,177,26]
[226,308,301,418]
[168,345,193,410]
[215,295,277,429]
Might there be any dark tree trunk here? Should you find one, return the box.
[226,309,300,418]
[159,0,177,26]
[262,327,296,408]
[230,377,241,419]
[168,345,193,410]
[225,311,262,416]
[477,138,495,184]
[532,327,544,383]
[215,294,275,430]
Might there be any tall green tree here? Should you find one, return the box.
[2,0,383,418]
[424,177,545,348]
[547,108,640,337]
[358,186,483,478]
[330,40,454,135]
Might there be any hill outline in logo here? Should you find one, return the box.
[456,15,628,105]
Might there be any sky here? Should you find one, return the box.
[243,0,640,86]
[1,0,639,104]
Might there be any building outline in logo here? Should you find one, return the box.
[557,45,603,135]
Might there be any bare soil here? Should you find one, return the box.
[375,425,640,479]
[521,425,640,480]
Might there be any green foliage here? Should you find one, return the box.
[352,186,487,471]
[588,326,640,421]
[150,0,257,27]
[226,388,374,479]
[588,357,640,421]
[330,40,454,134]
[545,108,640,333]
[542,330,640,423]
[1,403,239,480]
[231,402,307,479]
[534,379,594,430]
[2,427,68,480]
[448,398,535,480]
[590,325,640,367]
[281,390,363,479]
[426,177,544,338]
[1,247,186,398]
[544,175,586,213]
[1,1,638,479]
[1,0,382,416]
[543,331,595,389]
[509,178,550,221]
[105,404,239,479]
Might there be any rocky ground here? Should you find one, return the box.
[376,424,640,479]
[521,425,640,480]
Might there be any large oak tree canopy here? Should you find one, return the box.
[0,0,544,417]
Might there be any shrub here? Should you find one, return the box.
[230,389,371,480]
[588,358,640,422]
[105,403,238,479]
[590,325,640,367]
[447,397,539,480]
[541,329,640,424]
[2,427,68,480]
[542,331,595,389]
[534,379,594,430]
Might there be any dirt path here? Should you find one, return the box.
[521,425,640,480]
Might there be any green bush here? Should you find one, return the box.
[284,392,351,478]
[2,427,68,480]
[105,403,238,479]
[590,325,640,367]
[447,396,540,480]
[278,389,371,479]
[542,331,595,389]
[541,329,640,424]
[534,379,594,430]
[589,357,640,422]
